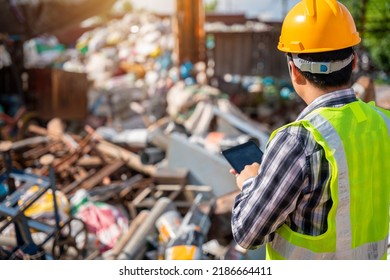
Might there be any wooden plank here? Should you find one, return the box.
[76,156,103,167]
[61,169,95,194]
[96,140,156,176]
[152,167,188,186]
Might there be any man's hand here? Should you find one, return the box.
[229,162,260,190]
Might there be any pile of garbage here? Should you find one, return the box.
[22,7,304,131]
[0,8,304,260]
[0,104,266,260]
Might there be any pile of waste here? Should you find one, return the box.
[0,7,304,260]
[0,94,268,260]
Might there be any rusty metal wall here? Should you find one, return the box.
[209,30,289,79]
[175,0,206,64]
[27,68,90,121]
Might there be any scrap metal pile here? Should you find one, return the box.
[1,0,389,266]
[0,123,206,260]
[0,84,270,260]
[0,7,292,261]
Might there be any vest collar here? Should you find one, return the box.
[297,88,357,121]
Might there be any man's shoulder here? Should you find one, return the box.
[271,122,319,155]
[273,120,309,138]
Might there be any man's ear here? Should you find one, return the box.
[289,61,305,85]
[352,52,358,71]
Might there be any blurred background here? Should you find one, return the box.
[0,0,389,260]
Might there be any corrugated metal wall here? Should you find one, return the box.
[209,30,289,79]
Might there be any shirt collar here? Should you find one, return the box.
[297,88,357,120]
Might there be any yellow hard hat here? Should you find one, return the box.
[278,0,361,53]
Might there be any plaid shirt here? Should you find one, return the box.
[231,88,358,250]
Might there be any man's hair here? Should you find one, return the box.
[288,47,354,90]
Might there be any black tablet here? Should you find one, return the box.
[221,140,263,173]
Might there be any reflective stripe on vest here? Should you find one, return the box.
[268,103,390,260]
[270,232,388,259]
[371,106,390,135]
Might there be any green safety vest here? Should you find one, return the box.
[266,100,390,260]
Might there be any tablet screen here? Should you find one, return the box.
[221,140,263,173]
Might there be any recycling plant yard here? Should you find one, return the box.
[0,0,389,261]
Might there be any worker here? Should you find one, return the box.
[230,0,390,260]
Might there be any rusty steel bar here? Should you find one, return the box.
[78,160,124,191]
[87,174,144,202]
[62,169,96,195]
[22,140,61,159]
[53,134,93,173]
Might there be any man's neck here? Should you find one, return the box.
[301,85,350,105]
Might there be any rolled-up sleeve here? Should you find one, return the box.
[231,129,307,249]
